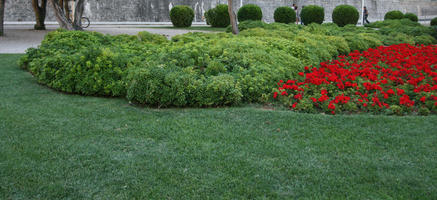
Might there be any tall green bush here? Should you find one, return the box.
[237,4,263,22]
[300,5,324,25]
[205,4,230,27]
[403,13,418,22]
[332,5,359,27]
[274,6,296,24]
[384,10,404,20]
[170,5,195,27]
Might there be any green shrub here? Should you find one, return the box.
[205,4,230,27]
[300,5,324,25]
[138,31,168,45]
[403,13,418,22]
[274,6,296,24]
[170,5,195,27]
[237,4,263,22]
[332,5,359,27]
[384,10,404,20]
[431,17,437,26]
[414,35,437,45]
[226,20,267,32]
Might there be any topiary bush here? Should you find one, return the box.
[431,17,437,26]
[237,4,263,22]
[403,13,418,22]
[274,6,296,24]
[300,5,324,25]
[170,5,195,27]
[384,10,404,20]
[205,4,230,27]
[332,5,359,27]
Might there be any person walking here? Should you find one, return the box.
[295,6,299,24]
[300,6,305,25]
[363,6,370,25]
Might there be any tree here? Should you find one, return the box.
[32,0,47,30]
[228,0,239,34]
[50,0,84,30]
[0,0,5,36]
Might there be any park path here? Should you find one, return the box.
[0,24,207,53]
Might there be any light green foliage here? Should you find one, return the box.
[138,31,169,45]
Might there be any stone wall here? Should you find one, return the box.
[5,0,437,23]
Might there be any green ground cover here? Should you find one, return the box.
[1,54,437,199]
[149,26,227,32]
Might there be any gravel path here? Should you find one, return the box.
[0,25,207,53]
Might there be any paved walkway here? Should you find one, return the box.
[0,24,209,53]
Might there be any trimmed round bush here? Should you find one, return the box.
[170,5,195,27]
[205,4,230,27]
[431,17,437,26]
[237,4,263,22]
[300,5,324,25]
[332,5,359,27]
[384,10,404,20]
[404,13,418,22]
[274,6,296,24]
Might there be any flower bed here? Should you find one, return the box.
[274,44,437,115]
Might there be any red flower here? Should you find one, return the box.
[273,92,278,99]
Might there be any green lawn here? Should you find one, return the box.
[1,54,436,199]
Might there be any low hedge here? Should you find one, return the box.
[274,6,296,24]
[170,5,195,27]
[205,4,230,27]
[332,5,359,27]
[384,10,404,20]
[300,5,324,25]
[237,4,263,22]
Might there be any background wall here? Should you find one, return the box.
[5,0,437,23]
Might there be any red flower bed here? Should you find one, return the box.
[274,44,437,115]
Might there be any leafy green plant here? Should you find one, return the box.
[384,10,403,20]
[274,6,296,24]
[237,4,262,22]
[170,5,195,27]
[300,5,324,25]
[332,5,359,27]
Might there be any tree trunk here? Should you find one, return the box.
[32,0,47,30]
[72,0,84,29]
[0,0,5,36]
[228,0,239,35]
[49,0,82,30]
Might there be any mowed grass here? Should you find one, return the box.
[1,54,436,199]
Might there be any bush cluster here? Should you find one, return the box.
[205,4,230,27]
[384,10,404,20]
[300,5,324,25]
[332,5,359,27]
[274,6,296,24]
[170,5,195,27]
[237,4,263,22]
